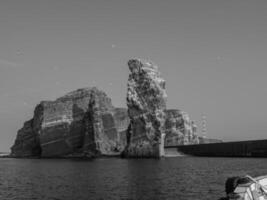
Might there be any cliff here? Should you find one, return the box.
[164,109,199,146]
[123,59,167,158]
[11,119,41,157]
[11,87,129,158]
[10,87,200,158]
[11,60,218,158]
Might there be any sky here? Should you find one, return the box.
[0,0,267,152]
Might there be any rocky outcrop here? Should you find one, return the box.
[11,102,44,157]
[11,61,219,158]
[164,110,223,146]
[123,59,167,158]
[11,119,41,157]
[11,87,129,158]
[164,109,199,146]
[82,90,129,156]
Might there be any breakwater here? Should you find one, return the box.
[165,139,267,157]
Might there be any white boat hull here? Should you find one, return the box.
[228,176,267,200]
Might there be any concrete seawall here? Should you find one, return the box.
[165,139,267,157]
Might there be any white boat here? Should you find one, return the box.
[225,175,267,200]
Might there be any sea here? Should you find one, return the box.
[0,157,267,200]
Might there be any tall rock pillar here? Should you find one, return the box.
[123,59,167,158]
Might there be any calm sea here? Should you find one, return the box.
[0,157,267,200]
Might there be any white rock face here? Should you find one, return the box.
[164,109,199,146]
[123,59,167,158]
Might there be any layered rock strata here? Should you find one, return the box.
[123,59,167,158]
[11,61,218,158]
[11,119,41,157]
[11,88,129,158]
[164,109,199,146]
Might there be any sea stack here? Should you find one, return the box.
[123,59,167,158]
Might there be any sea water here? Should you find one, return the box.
[0,157,267,200]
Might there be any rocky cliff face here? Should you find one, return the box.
[123,59,167,158]
[11,61,218,158]
[11,119,41,157]
[11,87,129,158]
[82,90,129,156]
[164,109,199,146]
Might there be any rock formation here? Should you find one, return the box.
[11,87,129,158]
[11,119,41,157]
[11,61,219,158]
[164,110,223,146]
[164,109,199,146]
[122,59,167,158]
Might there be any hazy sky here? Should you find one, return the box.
[0,0,267,152]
